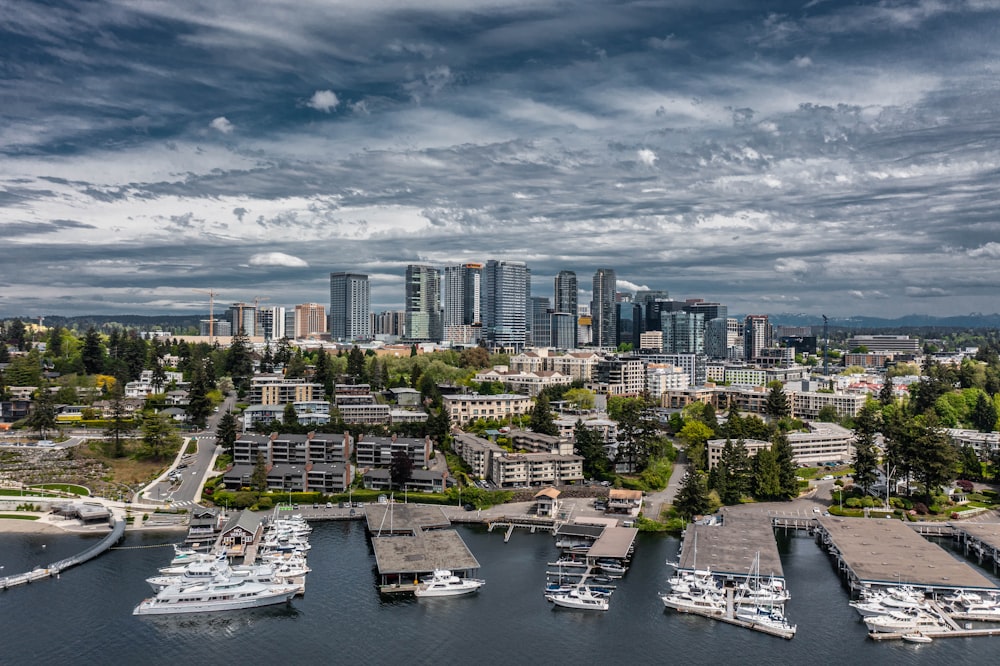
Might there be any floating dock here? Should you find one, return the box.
[815,516,999,596]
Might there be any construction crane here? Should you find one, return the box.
[193,289,219,343]
[253,296,269,337]
[822,314,830,377]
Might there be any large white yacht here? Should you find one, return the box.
[147,560,306,594]
[413,569,485,598]
[133,578,300,615]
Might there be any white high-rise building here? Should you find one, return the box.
[443,263,483,344]
[482,259,528,351]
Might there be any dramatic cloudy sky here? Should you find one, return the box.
[3,0,1000,319]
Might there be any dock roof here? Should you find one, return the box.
[954,523,1000,551]
[363,503,451,535]
[587,526,639,559]
[817,517,998,591]
[371,529,480,575]
[678,515,784,580]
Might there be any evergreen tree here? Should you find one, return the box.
[575,420,610,479]
[368,358,384,391]
[764,383,790,419]
[216,410,238,457]
[426,407,452,450]
[878,378,895,406]
[712,439,751,504]
[971,391,998,432]
[314,350,334,398]
[771,430,799,499]
[390,449,414,489]
[274,337,293,367]
[150,357,167,394]
[674,471,711,521]
[259,343,274,374]
[752,446,782,499]
[912,417,957,501]
[185,359,213,428]
[81,327,104,374]
[283,402,298,427]
[614,397,657,472]
[25,387,58,439]
[960,444,982,481]
[347,346,367,381]
[103,383,134,457]
[528,393,559,436]
[8,319,27,351]
[141,411,181,460]
[0,341,10,363]
[225,329,254,393]
[418,372,441,408]
[285,349,307,378]
[851,402,880,495]
[251,452,268,494]
[47,325,64,358]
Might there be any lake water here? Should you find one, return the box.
[1,522,997,665]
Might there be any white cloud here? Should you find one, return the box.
[637,148,658,167]
[306,90,340,113]
[968,242,1000,259]
[774,258,810,274]
[617,279,649,292]
[248,252,309,268]
[904,286,951,297]
[792,55,813,67]
[210,116,234,134]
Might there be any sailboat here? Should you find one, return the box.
[734,552,796,637]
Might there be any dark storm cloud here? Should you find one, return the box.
[1,0,1000,316]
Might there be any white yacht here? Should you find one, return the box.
[660,589,725,616]
[864,610,944,634]
[133,578,300,615]
[736,605,797,636]
[546,588,610,611]
[414,570,485,598]
[148,560,306,594]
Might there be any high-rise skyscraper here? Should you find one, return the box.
[329,272,370,341]
[661,311,704,354]
[591,268,617,348]
[743,314,771,361]
[225,303,256,337]
[404,265,443,342]
[482,259,529,350]
[442,263,483,343]
[551,312,576,349]
[554,270,578,317]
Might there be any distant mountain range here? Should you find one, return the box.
[7,311,1000,335]
[766,313,1000,331]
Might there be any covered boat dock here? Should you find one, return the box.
[678,514,785,583]
[815,516,999,596]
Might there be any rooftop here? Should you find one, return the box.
[678,515,784,580]
[817,516,998,591]
[371,530,481,575]
[587,526,639,559]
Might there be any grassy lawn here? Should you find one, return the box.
[0,514,40,520]
[31,483,90,496]
[75,440,176,491]
[0,488,60,497]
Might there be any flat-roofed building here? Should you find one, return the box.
[453,431,505,478]
[945,428,1000,459]
[786,422,854,465]
[508,428,575,456]
[490,451,584,488]
[846,335,920,353]
[356,434,433,468]
[443,393,533,425]
[250,374,322,405]
[707,438,772,469]
[338,403,391,424]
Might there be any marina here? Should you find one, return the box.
[953,523,1000,572]
[364,503,483,594]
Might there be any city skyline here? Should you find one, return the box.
[3,1,1000,318]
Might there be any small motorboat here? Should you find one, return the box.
[902,632,933,644]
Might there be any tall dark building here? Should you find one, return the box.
[404,264,443,342]
[592,268,617,348]
[482,259,529,350]
[554,270,579,317]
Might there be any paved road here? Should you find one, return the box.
[148,394,235,507]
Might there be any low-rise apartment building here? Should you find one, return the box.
[443,393,533,425]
